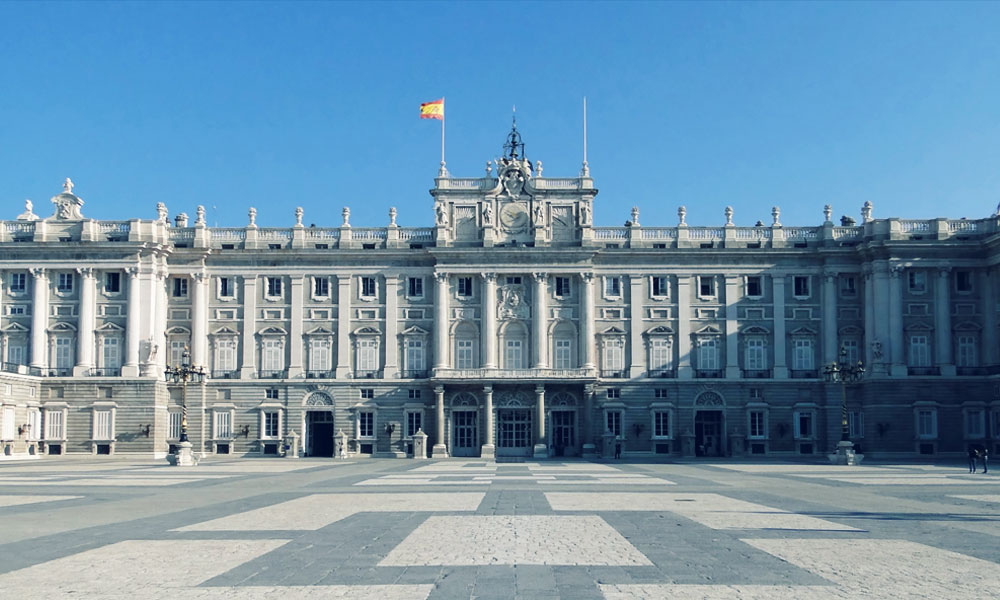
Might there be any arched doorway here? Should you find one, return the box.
[549,391,578,457]
[495,390,532,458]
[694,391,726,457]
[303,392,335,457]
[451,392,479,457]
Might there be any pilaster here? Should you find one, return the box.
[240,276,258,378]
[336,276,352,378]
[384,275,399,378]
[74,267,97,376]
[432,385,448,458]
[433,273,449,370]
[823,271,838,365]
[724,274,740,378]
[287,276,304,378]
[481,384,495,458]
[532,273,548,369]
[580,273,596,370]
[888,264,906,377]
[935,268,955,375]
[29,268,48,370]
[628,274,645,378]
[676,276,693,379]
[122,267,141,376]
[191,271,209,368]
[772,274,788,379]
[533,384,547,458]
[482,273,497,368]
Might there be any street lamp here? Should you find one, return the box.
[823,346,865,465]
[164,346,206,464]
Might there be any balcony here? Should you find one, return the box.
[211,370,238,379]
[907,366,941,376]
[47,368,72,377]
[742,369,772,379]
[353,369,381,379]
[88,368,121,377]
[957,367,987,376]
[647,369,675,378]
[432,367,598,383]
[1,362,24,374]
[401,369,429,379]
[600,370,626,379]
[790,369,818,379]
[258,369,287,379]
[305,370,336,379]
[695,369,723,379]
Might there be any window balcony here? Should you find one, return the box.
[46,368,72,377]
[258,369,287,379]
[647,369,675,378]
[431,367,598,383]
[695,369,723,378]
[353,369,381,379]
[1,362,23,374]
[790,369,818,379]
[401,369,429,379]
[211,369,238,379]
[742,369,772,379]
[89,368,121,377]
[907,366,940,376]
[305,370,336,379]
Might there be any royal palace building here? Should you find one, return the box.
[1,130,999,462]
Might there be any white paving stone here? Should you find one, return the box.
[819,476,998,485]
[708,464,903,473]
[0,477,216,486]
[950,494,1000,504]
[743,538,1000,598]
[600,584,848,599]
[380,515,652,566]
[0,495,82,508]
[545,492,860,531]
[355,478,490,486]
[0,539,288,593]
[177,492,485,531]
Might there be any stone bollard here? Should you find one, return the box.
[335,429,349,459]
[602,431,617,459]
[411,429,428,459]
[283,431,300,459]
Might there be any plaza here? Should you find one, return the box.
[0,457,997,599]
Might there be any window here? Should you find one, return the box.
[361,276,376,298]
[57,272,74,293]
[8,306,26,316]
[407,277,423,298]
[358,411,375,438]
[168,411,182,440]
[606,410,622,438]
[172,278,188,297]
[745,338,766,370]
[908,335,930,367]
[357,339,378,372]
[457,277,473,297]
[650,338,671,372]
[408,389,421,399]
[653,411,671,438]
[266,277,282,298]
[94,409,112,440]
[606,388,620,399]
[793,411,814,439]
[218,277,234,298]
[406,411,422,437]
[213,411,233,439]
[654,388,668,399]
[698,338,719,370]
[169,341,186,367]
[506,276,521,285]
[554,339,572,369]
[916,408,937,439]
[102,338,121,370]
[957,335,978,367]
[698,276,715,298]
[309,339,331,372]
[264,412,279,438]
[955,270,973,293]
[746,276,762,298]
[262,339,283,372]
[104,272,121,294]
[9,273,26,293]
[456,340,474,369]
[2,407,14,440]
[313,277,329,298]
[603,339,624,374]
[215,339,236,372]
[792,339,814,370]
[793,276,810,298]
[965,409,985,438]
[604,276,621,297]
[907,271,926,293]
[839,276,857,297]
[748,411,767,439]
[265,388,279,399]
[555,277,571,298]
[405,339,425,372]
[841,340,860,365]
[55,337,73,369]
[504,340,523,369]
[651,276,668,297]
[8,344,25,366]
[849,410,864,438]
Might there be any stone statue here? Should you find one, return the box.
[248,207,257,226]
[342,207,350,226]
[156,202,168,223]
[772,206,781,226]
[63,177,74,194]
[862,201,873,223]
[533,205,544,226]
[295,207,304,226]
[195,205,206,225]
[483,203,493,225]
[871,339,883,361]
[485,161,493,177]
[389,207,397,226]
[678,206,687,225]
[435,203,449,227]
[580,204,591,226]
[724,206,733,225]
[824,205,833,222]
[535,160,543,178]
[631,206,640,227]
[16,199,38,221]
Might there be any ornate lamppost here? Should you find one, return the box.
[823,346,865,465]
[165,346,206,466]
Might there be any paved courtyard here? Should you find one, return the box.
[0,457,997,599]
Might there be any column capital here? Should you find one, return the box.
[483,384,493,394]
[31,267,47,278]
[481,272,496,283]
[535,384,546,394]
[193,271,208,282]
[938,267,953,277]
[889,264,904,278]
[434,272,448,284]
[155,270,168,281]
[76,267,95,278]
[532,272,548,283]
[433,385,445,395]
[126,267,140,278]
[581,272,594,283]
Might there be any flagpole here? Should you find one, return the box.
[581,96,590,176]
[440,97,446,173]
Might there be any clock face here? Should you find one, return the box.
[499,202,528,229]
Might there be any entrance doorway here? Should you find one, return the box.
[497,408,532,457]
[452,410,479,457]
[307,411,334,457]
[551,410,575,457]
[694,410,725,457]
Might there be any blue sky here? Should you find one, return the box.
[2,1,999,228]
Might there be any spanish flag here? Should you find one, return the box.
[420,98,444,120]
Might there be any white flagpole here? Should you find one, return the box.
[440,97,446,170]
[582,96,590,176]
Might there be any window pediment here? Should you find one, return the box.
[644,325,675,336]
[304,325,335,336]
[210,326,239,336]
[352,325,382,337]
[904,321,933,332]
[48,322,77,333]
[166,326,191,335]
[838,325,863,335]
[400,325,430,337]
[1,322,29,334]
[789,326,816,336]
[599,325,627,337]
[258,326,288,336]
[740,325,770,336]
[954,321,982,332]
[693,324,721,336]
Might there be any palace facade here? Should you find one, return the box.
[1,133,998,461]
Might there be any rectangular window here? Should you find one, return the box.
[359,412,375,438]
[957,335,978,367]
[841,340,860,365]
[604,276,621,297]
[745,338,766,370]
[965,409,985,438]
[699,276,715,298]
[44,409,64,439]
[358,339,378,372]
[849,410,864,438]
[748,411,766,439]
[606,388,621,399]
[169,341,186,367]
[406,411,422,437]
[313,277,329,297]
[264,412,279,438]
[309,340,331,372]
[361,276,376,298]
[10,273,26,293]
[55,337,73,369]
[104,272,121,294]
[650,338,671,372]
[218,277,233,298]
[265,388,279,399]
[908,271,926,293]
[698,338,719,370]
[8,305,26,316]
[94,409,112,440]
[651,276,668,297]
[215,339,236,372]
[2,407,15,439]
[213,411,232,439]
[168,411,181,440]
[457,277,473,297]
[408,389,421,399]
[603,339,624,373]
[456,340,474,369]
[746,276,762,298]
[405,339,425,372]
[504,340,523,369]
[262,339,283,372]
[793,276,810,298]
[555,339,572,369]
[955,270,973,293]
[917,409,937,438]
[653,411,671,438]
[909,335,930,367]
[654,388,669,399]
[839,276,857,297]
[102,338,121,370]
[408,277,423,298]
[794,411,813,439]
[57,273,74,293]
[792,339,814,370]
[606,411,622,438]
[266,277,282,298]
[8,344,25,366]
[172,278,188,297]
[555,277,571,298]
[506,276,521,285]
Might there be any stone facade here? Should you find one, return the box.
[1,149,999,461]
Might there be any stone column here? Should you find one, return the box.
[862,268,874,367]
[629,274,645,378]
[533,384,547,458]
[482,273,497,368]
[288,276,304,378]
[123,267,141,376]
[982,268,997,368]
[724,274,740,378]
[191,272,209,368]
[151,269,168,376]
[823,271,838,365]
[935,268,955,375]
[580,273,596,370]
[582,384,597,457]
[533,272,548,369]
[772,274,788,378]
[434,273,449,370]
[240,276,258,378]
[74,267,97,376]
[384,275,399,377]
[29,268,48,370]
[336,275,352,378]
[432,385,448,457]
[677,276,693,379]
[888,265,905,376]
[481,384,495,458]
[872,262,891,374]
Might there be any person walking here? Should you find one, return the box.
[968,445,979,473]
[980,447,989,474]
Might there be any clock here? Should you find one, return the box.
[499,202,528,230]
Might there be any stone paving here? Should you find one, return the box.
[0,458,997,599]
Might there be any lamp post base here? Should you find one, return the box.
[171,441,198,467]
[828,440,863,466]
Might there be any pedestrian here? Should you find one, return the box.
[968,445,979,473]
[980,446,989,474]
[614,439,622,460]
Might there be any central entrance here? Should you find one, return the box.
[306,411,334,457]
[694,410,725,457]
[551,410,575,457]
[452,410,479,457]
[497,408,532,457]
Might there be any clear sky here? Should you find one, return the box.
[2,1,999,229]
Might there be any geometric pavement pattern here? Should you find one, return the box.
[0,458,997,599]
